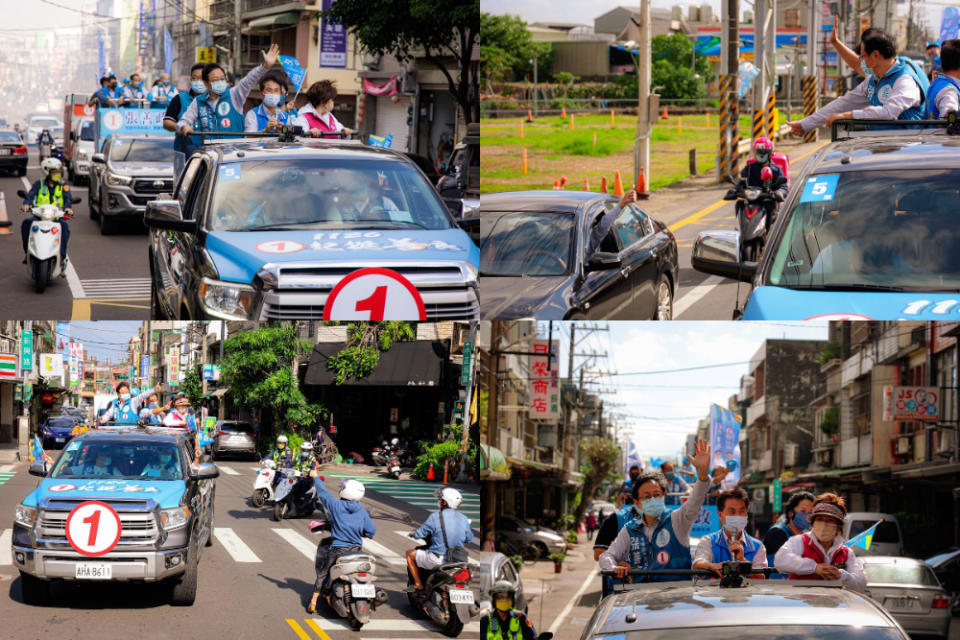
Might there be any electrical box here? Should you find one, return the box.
[649,94,661,123]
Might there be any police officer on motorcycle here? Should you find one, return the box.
[21,157,72,269]
[265,435,294,468]
[291,441,318,502]
[481,581,547,640]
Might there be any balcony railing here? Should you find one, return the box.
[210,0,234,21]
[245,0,301,12]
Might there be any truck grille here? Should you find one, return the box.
[133,179,173,194]
[38,498,159,544]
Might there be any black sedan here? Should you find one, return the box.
[0,129,27,176]
[479,191,679,319]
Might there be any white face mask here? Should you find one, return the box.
[723,515,749,534]
[120,393,131,401]
[812,520,839,542]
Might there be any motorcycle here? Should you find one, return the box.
[370,446,388,467]
[388,454,402,480]
[724,168,781,263]
[273,467,325,521]
[406,534,479,637]
[252,459,278,507]
[309,519,388,630]
[17,190,81,294]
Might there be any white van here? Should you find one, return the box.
[844,512,905,557]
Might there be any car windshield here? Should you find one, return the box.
[208,159,452,232]
[850,520,900,543]
[604,626,904,639]
[480,212,575,276]
[109,138,173,163]
[50,440,183,480]
[47,417,75,428]
[863,562,940,586]
[768,170,960,291]
[0,131,21,142]
[31,118,58,129]
[218,422,253,434]
[80,121,95,141]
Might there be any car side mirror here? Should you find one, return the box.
[92,153,106,164]
[144,200,197,233]
[691,230,758,283]
[586,251,622,272]
[191,462,219,480]
[28,461,47,477]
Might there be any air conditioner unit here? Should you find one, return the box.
[784,442,799,466]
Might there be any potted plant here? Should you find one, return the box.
[550,551,566,573]
[566,530,578,549]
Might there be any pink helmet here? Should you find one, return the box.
[752,137,773,163]
[761,167,774,182]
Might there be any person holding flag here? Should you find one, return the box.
[163,396,198,432]
[29,435,54,467]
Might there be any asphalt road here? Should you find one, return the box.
[0,145,151,320]
[0,457,481,640]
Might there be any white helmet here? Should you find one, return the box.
[438,487,462,509]
[41,157,63,177]
[300,441,313,452]
[276,435,288,444]
[340,479,365,501]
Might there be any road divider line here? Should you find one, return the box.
[548,566,598,635]
[0,529,11,564]
[285,619,313,640]
[213,528,262,563]
[396,530,424,544]
[308,618,480,632]
[272,527,316,560]
[217,465,239,475]
[361,537,406,566]
[302,619,332,640]
[667,199,726,233]
[71,298,91,321]
[673,275,725,318]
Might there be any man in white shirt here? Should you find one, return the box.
[693,487,767,575]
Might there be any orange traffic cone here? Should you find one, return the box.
[561,106,567,118]
[527,110,534,122]
[560,176,567,189]
[552,180,559,190]
[443,459,449,484]
[427,461,435,480]
[612,170,624,197]
[521,148,528,175]
[636,168,646,193]
[519,120,524,138]
[600,176,608,193]
[706,112,711,127]
[610,108,615,126]
[570,113,575,130]
[662,107,668,119]
[583,178,590,191]
[0,192,10,235]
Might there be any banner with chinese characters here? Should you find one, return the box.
[528,339,560,420]
[167,346,180,385]
[69,342,83,389]
[883,386,940,421]
[710,404,742,486]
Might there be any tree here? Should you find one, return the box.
[480,13,553,85]
[323,0,480,123]
[325,322,415,384]
[180,364,203,408]
[649,34,710,103]
[571,437,621,529]
[220,326,325,435]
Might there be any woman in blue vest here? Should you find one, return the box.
[599,439,711,582]
[926,39,960,120]
[762,490,814,579]
[244,70,290,132]
[693,487,767,576]
[162,63,206,178]
[177,43,281,148]
[788,29,929,136]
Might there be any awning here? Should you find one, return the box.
[203,388,229,399]
[796,465,872,480]
[304,341,446,387]
[248,11,300,29]
[480,444,510,481]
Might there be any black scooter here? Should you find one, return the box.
[406,534,479,637]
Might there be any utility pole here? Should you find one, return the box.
[532,56,538,117]
[233,0,242,79]
[457,321,478,483]
[803,0,820,143]
[717,0,740,181]
[634,0,652,192]
[481,322,502,543]
[753,0,777,141]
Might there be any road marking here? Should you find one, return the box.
[0,473,15,489]
[214,527,262,563]
[308,618,481,633]
[79,278,151,298]
[217,465,239,475]
[0,529,11,564]
[395,530,424,545]
[548,566,598,635]
[667,199,726,233]
[272,527,317,560]
[673,275,725,317]
[0,464,15,473]
[285,619,314,640]
[303,619,332,640]
[361,537,406,566]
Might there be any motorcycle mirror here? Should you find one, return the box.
[17,190,26,199]
[71,197,82,205]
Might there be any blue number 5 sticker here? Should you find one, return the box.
[800,174,840,203]
[219,164,241,181]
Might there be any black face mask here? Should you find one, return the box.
[630,473,640,481]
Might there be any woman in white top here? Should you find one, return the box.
[292,80,355,138]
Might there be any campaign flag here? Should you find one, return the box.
[738,61,759,99]
[649,456,665,470]
[625,441,643,470]
[845,520,883,551]
[368,133,393,148]
[98,30,106,79]
[942,8,960,44]
[29,435,45,463]
[163,27,174,75]
[710,404,743,485]
[278,55,307,91]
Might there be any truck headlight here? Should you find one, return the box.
[160,506,190,530]
[464,261,478,283]
[106,173,132,186]
[199,277,258,320]
[15,504,36,526]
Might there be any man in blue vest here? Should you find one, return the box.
[99,382,162,425]
[89,73,124,108]
[163,63,206,178]
[124,73,148,108]
[21,157,72,267]
[928,42,944,77]
[616,464,641,507]
[149,73,177,109]
[926,39,960,120]
[661,460,690,506]
[788,29,929,135]
[693,487,768,576]
[244,70,291,132]
[177,43,281,151]
[599,438,711,583]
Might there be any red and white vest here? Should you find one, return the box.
[303,111,337,133]
[788,532,849,580]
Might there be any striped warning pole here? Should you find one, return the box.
[752,107,765,144]
[802,76,818,143]
[766,89,777,139]
[729,74,740,179]
[717,75,731,181]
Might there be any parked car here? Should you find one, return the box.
[496,515,566,559]
[67,117,95,185]
[861,556,951,639]
[588,500,617,520]
[480,191,679,320]
[0,129,27,176]
[845,513,905,557]
[40,416,79,449]
[581,578,910,639]
[473,551,527,615]
[436,122,478,217]
[211,420,257,460]
[925,547,960,615]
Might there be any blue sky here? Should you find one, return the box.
[61,322,141,363]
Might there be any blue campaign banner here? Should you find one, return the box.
[667,504,722,538]
[140,354,149,380]
[96,108,172,150]
[941,8,960,44]
[710,404,742,484]
[625,441,643,469]
[278,55,307,91]
[369,133,393,148]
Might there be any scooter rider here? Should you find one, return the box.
[739,138,787,233]
[21,157,72,268]
[406,487,474,592]
[306,474,376,614]
[266,435,294,469]
[481,581,541,640]
[292,441,318,502]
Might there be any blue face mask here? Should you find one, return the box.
[211,80,228,95]
[665,472,675,481]
[860,57,871,76]
[191,80,207,94]
[263,93,282,108]
[641,497,666,518]
[792,511,810,530]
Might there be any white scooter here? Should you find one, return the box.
[252,459,277,507]
[17,190,80,294]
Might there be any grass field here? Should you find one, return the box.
[481,112,785,193]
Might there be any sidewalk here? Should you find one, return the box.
[519,533,601,638]
[0,440,20,464]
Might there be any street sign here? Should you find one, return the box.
[21,330,33,371]
[461,341,473,386]
[196,47,215,63]
[772,478,782,511]
[883,386,940,421]
[453,400,465,420]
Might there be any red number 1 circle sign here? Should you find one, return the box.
[65,501,123,557]
[323,267,427,321]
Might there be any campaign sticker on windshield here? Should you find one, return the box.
[66,441,81,452]
[800,174,840,203]
[219,164,241,181]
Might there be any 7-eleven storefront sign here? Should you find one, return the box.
[0,353,17,379]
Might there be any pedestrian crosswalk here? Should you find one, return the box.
[285,617,480,639]
[326,475,481,530]
[213,527,407,568]
[0,465,16,489]
[0,529,12,565]
[78,278,151,299]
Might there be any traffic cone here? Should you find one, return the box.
[583,178,590,191]
[521,148,528,175]
[612,170,624,197]
[662,107,668,119]
[636,167,649,200]
[527,110,534,122]
[552,180,559,190]
[0,192,11,235]
[443,459,449,484]
[561,106,567,118]
[610,108,615,126]
[427,461,435,480]
[706,112,711,127]
[600,176,608,193]
[570,113,575,130]
[560,176,567,189]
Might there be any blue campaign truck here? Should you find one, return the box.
[11,427,217,605]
